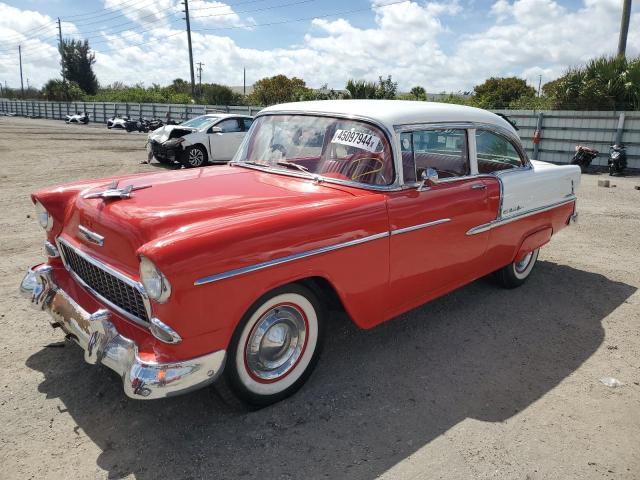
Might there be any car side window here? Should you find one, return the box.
[402,129,469,182]
[216,119,242,133]
[242,118,253,131]
[476,130,525,173]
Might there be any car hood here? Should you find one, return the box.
[148,125,197,143]
[61,166,358,273]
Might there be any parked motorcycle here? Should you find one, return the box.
[608,144,627,176]
[65,112,90,124]
[570,145,599,173]
[107,115,128,129]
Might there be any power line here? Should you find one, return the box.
[61,0,148,20]
[193,0,411,32]
[0,21,57,43]
[190,0,314,20]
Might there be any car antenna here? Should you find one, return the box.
[495,113,519,131]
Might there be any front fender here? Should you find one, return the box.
[137,194,391,342]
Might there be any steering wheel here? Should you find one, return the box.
[270,144,287,158]
[349,156,385,183]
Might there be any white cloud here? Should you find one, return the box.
[0,0,638,93]
[103,0,176,27]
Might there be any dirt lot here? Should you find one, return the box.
[0,116,638,480]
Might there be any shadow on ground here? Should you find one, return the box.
[26,262,635,479]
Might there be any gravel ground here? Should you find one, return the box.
[0,116,639,480]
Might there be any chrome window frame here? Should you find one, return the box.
[230,110,402,192]
[393,121,531,187]
[56,236,153,329]
[396,125,473,183]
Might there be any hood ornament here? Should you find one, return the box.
[83,180,152,200]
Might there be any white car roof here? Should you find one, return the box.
[203,113,252,119]
[260,100,515,134]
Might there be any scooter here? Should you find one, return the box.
[608,144,627,176]
[570,145,599,173]
[65,112,90,124]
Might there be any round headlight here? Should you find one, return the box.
[34,201,53,231]
[139,256,171,303]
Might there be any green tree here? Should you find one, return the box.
[60,39,98,95]
[201,83,242,105]
[409,86,427,100]
[548,55,640,110]
[42,78,83,101]
[376,75,398,99]
[169,78,191,95]
[248,75,309,106]
[473,77,536,109]
[346,76,397,99]
[345,79,378,99]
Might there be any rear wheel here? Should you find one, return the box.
[216,284,325,407]
[495,248,539,289]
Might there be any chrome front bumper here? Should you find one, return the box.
[20,265,226,400]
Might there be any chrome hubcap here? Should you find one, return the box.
[188,149,203,166]
[515,252,533,273]
[245,305,307,382]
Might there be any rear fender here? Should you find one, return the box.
[515,226,552,262]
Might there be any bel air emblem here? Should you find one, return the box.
[83,180,151,200]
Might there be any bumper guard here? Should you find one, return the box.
[20,265,226,400]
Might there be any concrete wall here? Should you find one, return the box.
[1,100,638,169]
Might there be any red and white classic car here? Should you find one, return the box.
[21,100,580,406]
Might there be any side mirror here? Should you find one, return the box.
[210,126,223,134]
[417,167,439,191]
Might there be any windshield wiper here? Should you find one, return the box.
[276,160,311,174]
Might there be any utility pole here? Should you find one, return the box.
[57,18,65,82]
[617,0,632,57]
[196,61,204,98]
[18,45,24,98]
[537,75,542,97]
[182,0,196,97]
[243,67,246,96]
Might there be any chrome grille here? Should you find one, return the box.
[59,241,149,323]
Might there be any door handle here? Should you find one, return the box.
[471,183,487,190]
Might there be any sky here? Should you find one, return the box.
[0,0,638,92]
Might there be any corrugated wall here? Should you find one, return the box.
[494,109,639,169]
[1,100,638,169]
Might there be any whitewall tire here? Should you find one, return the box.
[496,248,540,288]
[219,284,325,407]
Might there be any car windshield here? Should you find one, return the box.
[233,114,394,186]
[181,115,220,129]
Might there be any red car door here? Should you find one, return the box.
[385,128,499,318]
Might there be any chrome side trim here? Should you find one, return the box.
[194,231,390,286]
[78,225,104,247]
[195,217,453,286]
[390,218,451,236]
[466,197,577,235]
[56,237,153,328]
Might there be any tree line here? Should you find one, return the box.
[2,37,638,111]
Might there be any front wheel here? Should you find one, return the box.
[183,145,208,168]
[495,248,539,289]
[217,284,325,407]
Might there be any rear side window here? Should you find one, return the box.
[242,118,254,131]
[401,129,469,183]
[216,118,242,133]
[476,130,524,173]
